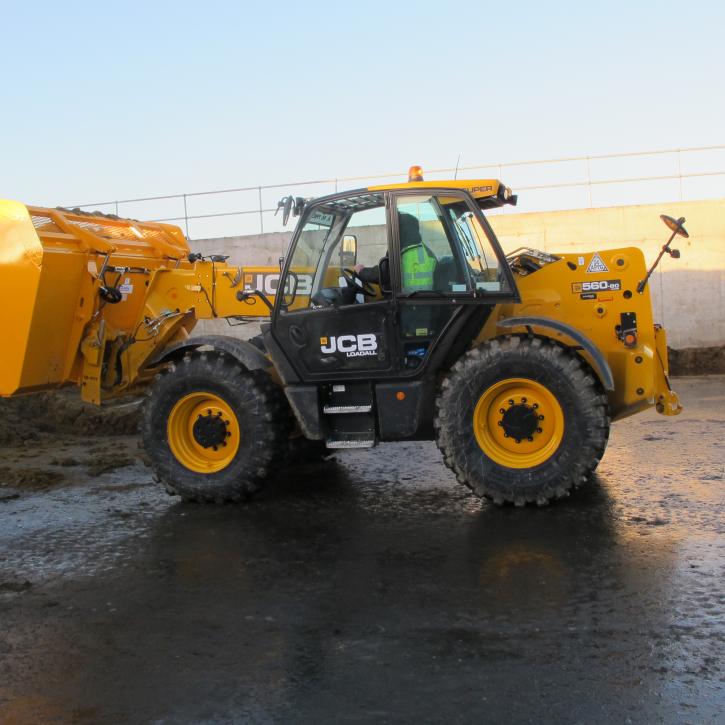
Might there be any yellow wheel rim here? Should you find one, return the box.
[167,392,241,473]
[473,378,565,469]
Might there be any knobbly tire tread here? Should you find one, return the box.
[140,351,290,502]
[434,335,610,506]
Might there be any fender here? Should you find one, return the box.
[497,316,615,391]
[146,334,271,372]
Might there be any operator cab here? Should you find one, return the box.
[268,171,519,382]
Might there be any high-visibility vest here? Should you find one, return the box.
[401,244,436,292]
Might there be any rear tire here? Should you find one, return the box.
[141,351,289,502]
[434,336,609,506]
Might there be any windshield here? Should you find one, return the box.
[281,208,340,307]
[281,193,387,309]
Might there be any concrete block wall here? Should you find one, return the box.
[190,199,725,349]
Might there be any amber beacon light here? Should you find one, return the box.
[408,165,424,182]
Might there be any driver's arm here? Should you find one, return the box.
[354,263,380,284]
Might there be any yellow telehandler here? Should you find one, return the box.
[0,168,683,505]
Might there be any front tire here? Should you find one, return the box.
[434,336,609,506]
[141,351,289,502]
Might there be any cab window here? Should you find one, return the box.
[281,195,386,311]
[394,195,471,295]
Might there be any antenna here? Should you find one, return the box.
[454,152,462,180]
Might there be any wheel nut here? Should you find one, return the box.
[521,397,527,403]
[538,414,544,421]
[527,436,533,442]
[532,403,538,409]
[504,432,509,437]
[515,438,521,444]
[536,427,543,433]
[497,421,503,427]
[499,408,505,414]
[508,399,514,406]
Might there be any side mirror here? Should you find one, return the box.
[282,271,299,309]
[276,196,295,226]
[638,214,686,294]
[341,234,357,267]
[660,214,689,238]
[379,256,391,294]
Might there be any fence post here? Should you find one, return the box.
[258,187,264,234]
[115,201,119,216]
[183,194,190,238]
[677,149,683,201]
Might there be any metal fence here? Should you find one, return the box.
[69,144,725,240]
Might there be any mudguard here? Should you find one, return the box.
[147,334,271,372]
[497,316,615,391]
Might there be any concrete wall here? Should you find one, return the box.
[191,199,725,349]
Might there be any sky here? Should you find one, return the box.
[2,0,724,236]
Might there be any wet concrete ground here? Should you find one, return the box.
[0,377,723,724]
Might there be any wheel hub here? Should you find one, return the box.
[167,392,241,473]
[192,410,230,449]
[500,402,540,442]
[473,378,564,468]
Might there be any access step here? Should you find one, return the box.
[325,437,376,449]
[322,404,372,414]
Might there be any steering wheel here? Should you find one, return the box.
[341,267,377,297]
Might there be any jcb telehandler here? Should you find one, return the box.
[0,168,683,505]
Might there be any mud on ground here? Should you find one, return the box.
[0,391,140,498]
[0,377,722,723]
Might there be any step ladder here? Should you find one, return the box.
[321,383,376,450]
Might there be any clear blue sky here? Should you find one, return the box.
[2,0,724,211]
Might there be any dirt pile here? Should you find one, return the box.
[0,466,65,490]
[668,346,725,376]
[0,391,141,446]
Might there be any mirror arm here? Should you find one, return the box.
[637,225,681,294]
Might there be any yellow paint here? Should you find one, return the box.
[478,247,681,420]
[370,178,504,202]
[167,391,241,473]
[0,200,45,396]
[473,378,565,467]
[0,202,275,399]
[0,193,681,424]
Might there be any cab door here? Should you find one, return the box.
[388,190,517,373]
[271,194,396,381]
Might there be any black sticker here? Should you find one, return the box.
[571,279,622,294]
[580,292,597,300]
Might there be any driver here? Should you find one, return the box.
[353,212,437,294]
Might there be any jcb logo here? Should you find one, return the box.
[244,273,312,296]
[320,334,378,358]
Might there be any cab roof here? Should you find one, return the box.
[371,178,517,208]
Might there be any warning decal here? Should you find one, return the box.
[586,253,609,274]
